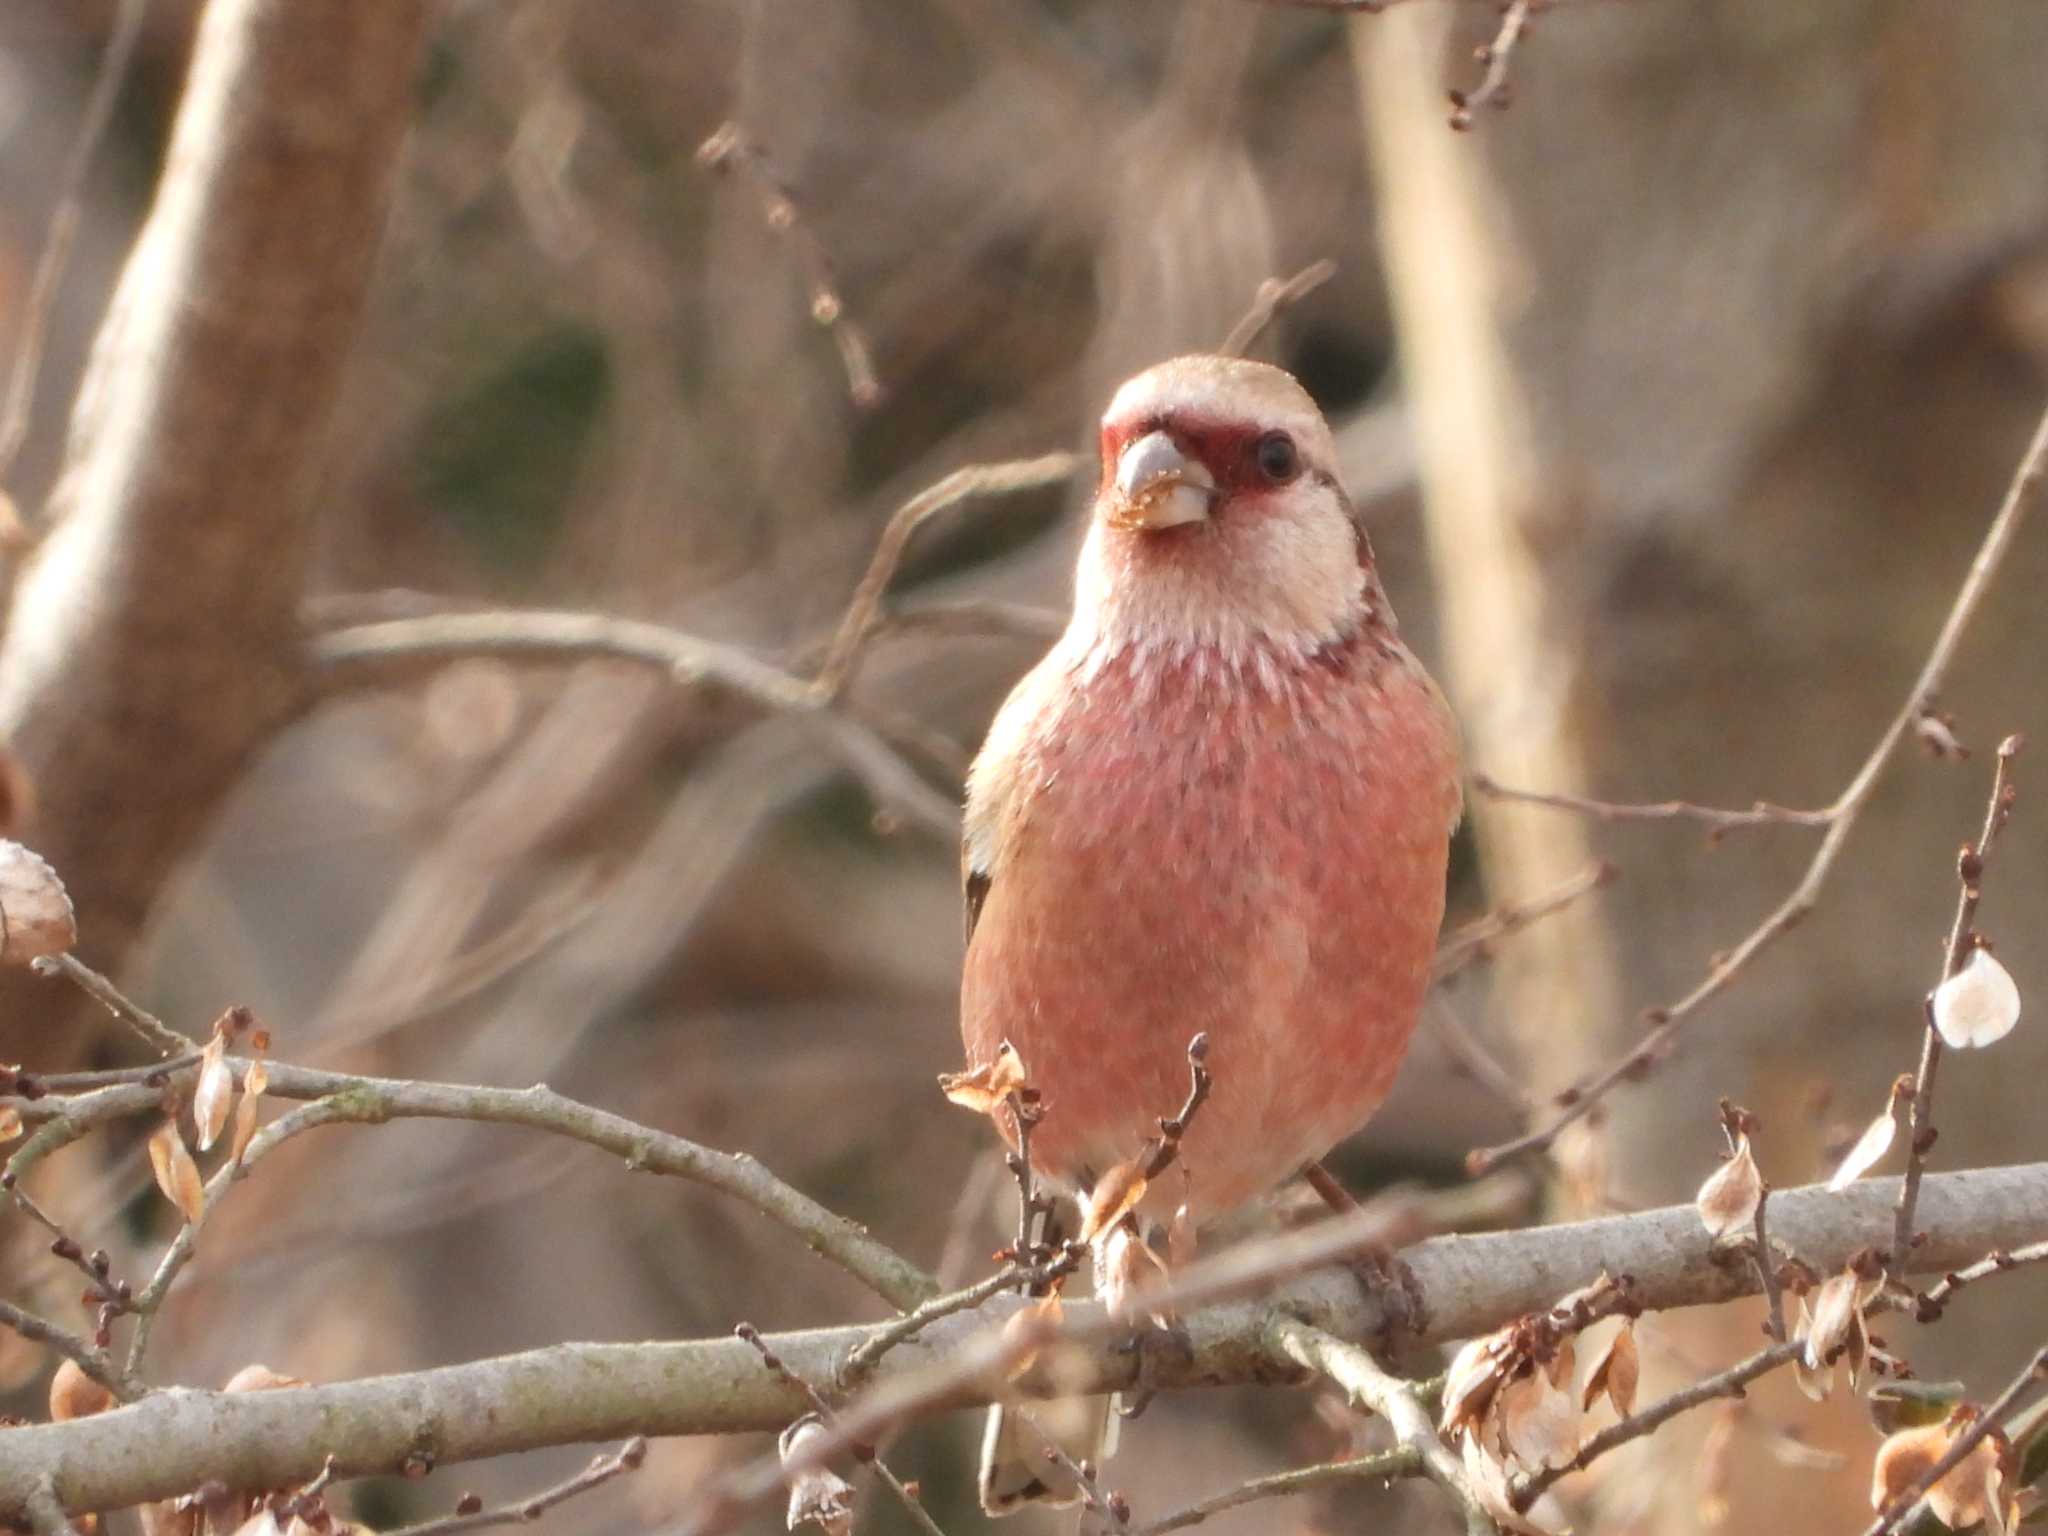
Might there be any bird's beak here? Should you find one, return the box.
[1108,431,1215,531]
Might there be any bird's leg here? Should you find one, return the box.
[1301,1160,1426,1351]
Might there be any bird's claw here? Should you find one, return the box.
[1347,1243,1427,1353]
[1115,1320,1194,1420]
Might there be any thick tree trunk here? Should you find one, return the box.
[0,0,431,1058]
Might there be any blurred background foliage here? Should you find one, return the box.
[4,1,2048,1532]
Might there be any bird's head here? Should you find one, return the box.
[1072,355,1375,668]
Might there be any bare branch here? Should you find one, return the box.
[33,952,191,1058]
[696,121,882,407]
[811,451,1080,700]
[1431,860,1617,984]
[1915,1236,2048,1321]
[1447,0,1533,131]
[1128,1447,1422,1535]
[1470,397,2048,1172]
[1891,734,2023,1280]
[0,1296,130,1402]
[20,960,939,1312]
[1512,1338,1802,1509]
[735,1324,951,1536]
[386,1438,648,1536]
[4,1158,2034,1520]
[1267,1317,1495,1534]
[1219,260,1339,358]
[1470,775,1832,835]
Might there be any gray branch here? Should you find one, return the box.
[4,1162,2044,1518]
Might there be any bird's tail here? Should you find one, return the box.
[978,1393,1120,1516]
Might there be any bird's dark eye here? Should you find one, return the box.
[1254,431,1299,484]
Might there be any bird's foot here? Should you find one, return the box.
[1302,1162,1427,1350]
[1345,1241,1427,1354]
[1114,1319,1194,1421]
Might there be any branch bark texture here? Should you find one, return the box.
[4,1162,2044,1517]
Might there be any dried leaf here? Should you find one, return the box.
[230,1059,268,1164]
[193,1034,234,1154]
[1827,1107,1898,1192]
[1792,1349,1833,1403]
[148,1121,205,1226]
[937,1040,1029,1115]
[1441,1332,1512,1440]
[1581,1322,1640,1417]
[1096,1224,1170,1325]
[1802,1270,1865,1371]
[1872,1416,2006,1530]
[1000,1293,1064,1381]
[1079,1158,1148,1243]
[1459,1432,1567,1535]
[1695,1135,1763,1238]
[0,1103,19,1145]
[1933,948,2022,1050]
[779,1415,854,1535]
[1496,1364,1581,1471]
[48,1359,114,1422]
[0,841,75,965]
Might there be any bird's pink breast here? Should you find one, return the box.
[961,633,1460,1221]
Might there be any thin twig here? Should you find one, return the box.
[1512,1338,1803,1509]
[1218,259,1338,358]
[385,1438,648,1536]
[0,1296,132,1400]
[125,1096,352,1376]
[736,1324,951,1536]
[1890,734,2022,1281]
[1717,1100,1786,1345]
[1128,1448,1422,1535]
[1915,1237,2048,1321]
[1138,1034,1213,1183]
[1431,859,1617,982]
[1,1178,132,1347]
[28,957,940,1311]
[34,953,192,1057]
[1427,997,1531,1114]
[0,0,151,497]
[1471,775,1832,835]
[1268,1317,1495,1535]
[1009,1401,1130,1529]
[838,1255,1079,1389]
[695,122,881,408]
[1862,1344,2048,1536]
[811,451,1079,700]
[1470,400,2048,1173]
[1448,0,1534,129]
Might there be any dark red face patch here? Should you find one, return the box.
[1100,412,1297,512]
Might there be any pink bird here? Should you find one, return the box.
[960,354,1463,1511]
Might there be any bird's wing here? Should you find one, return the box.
[962,649,1068,947]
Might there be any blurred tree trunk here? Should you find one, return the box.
[1357,4,2048,1531]
[0,0,429,1062]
